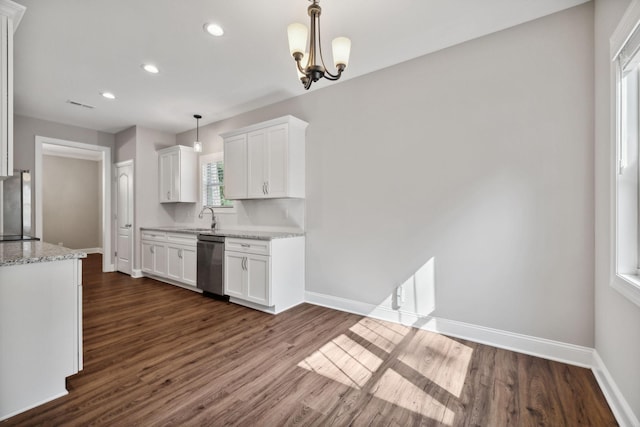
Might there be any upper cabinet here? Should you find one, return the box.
[222,116,308,200]
[157,145,197,203]
[0,0,25,178]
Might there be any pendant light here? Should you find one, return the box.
[287,0,351,90]
[193,114,202,153]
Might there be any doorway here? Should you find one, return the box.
[34,136,113,272]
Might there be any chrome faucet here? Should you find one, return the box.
[198,206,217,230]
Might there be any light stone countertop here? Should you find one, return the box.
[141,226,304,240]
[0,241,87,267]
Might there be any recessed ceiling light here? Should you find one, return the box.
[142,64,159,74]
[204,23,224,37]
[101,92,116,99]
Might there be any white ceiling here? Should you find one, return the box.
[12,0,589,135]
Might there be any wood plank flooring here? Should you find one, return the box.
[2,254,617,426]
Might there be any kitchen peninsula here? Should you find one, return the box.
[0,241,85,421]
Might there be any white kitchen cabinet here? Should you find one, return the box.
[222,115,307,200]
[0,1,25,178]
[224,236,304,314]
[141,240,166,276]
[140,229,197,290]
[222,134,247,200]
[157,145,197,203]
[166,243,197,287]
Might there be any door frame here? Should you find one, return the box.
[35,136,113,272]
[114,160,134,276]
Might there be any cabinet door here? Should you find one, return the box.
[141,241,154,273]
[159,153,173,202]
[166,245,182,281]
[247,129,268,198]
[181,245,197,286]
[153,244,167,276]
[224,252,245,299]
[224,134,247,200]
[246,254,270,306]
[265,124,288,197]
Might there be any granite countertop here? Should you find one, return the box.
[141,226,304,240]
[0,241,87,267]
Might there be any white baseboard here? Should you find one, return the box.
[592,351,640,427]
[305,291,593,367]
[131,269,143,279]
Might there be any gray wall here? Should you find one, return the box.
[42,155,100,249]
[177,4,595,346]
[114,125,175,270]
[13,114,115,237]
[594,0,640,419]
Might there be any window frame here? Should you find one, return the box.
[610,1,640,307]
[199,152,235,212]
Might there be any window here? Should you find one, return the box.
[611,3,640,307]
[200,153,233,208]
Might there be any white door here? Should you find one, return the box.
[115,161,134,275]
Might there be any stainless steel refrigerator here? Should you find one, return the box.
[1,170,37,241]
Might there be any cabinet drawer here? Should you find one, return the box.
[167,232,197,246]
[141,230,167,241]
[225,238,270,255]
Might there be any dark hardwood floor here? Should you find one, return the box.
[3,254,617,426]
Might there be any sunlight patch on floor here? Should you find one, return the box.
[372,368,455,425]
[348,317,410,353]
[398,333,473,398]
[297,333,383,388]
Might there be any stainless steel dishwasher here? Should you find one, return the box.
[196,234,228,300]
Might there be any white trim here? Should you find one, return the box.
[592,351,640,427]
[35,136,113,273]
[0,0,26,31]
[612,274,640,306]
[305,291,593,367]
[611,0,640,61]
[131,269,143,279]
[610,1,640,308]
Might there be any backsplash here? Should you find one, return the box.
[172,198,305,231]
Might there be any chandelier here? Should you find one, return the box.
[287,0,351,90]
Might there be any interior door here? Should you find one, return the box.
[115,161,134,275]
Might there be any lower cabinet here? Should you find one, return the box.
[225,251,270,306]
[167,243,197,287]
[140,229,198,290]
[141,241,167,276]
[224,236,304,314]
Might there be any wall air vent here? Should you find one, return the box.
[66,100,95,109]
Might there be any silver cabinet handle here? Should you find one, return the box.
[167,191,170,199]
[150,246,155,254]
[262,182,266,195]
[242,257,247,270]
[265,181,269,194]
[178,249,183,259]
[241,243,250,248]
[125,224,132,228]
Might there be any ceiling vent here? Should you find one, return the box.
[66,100,95,109]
